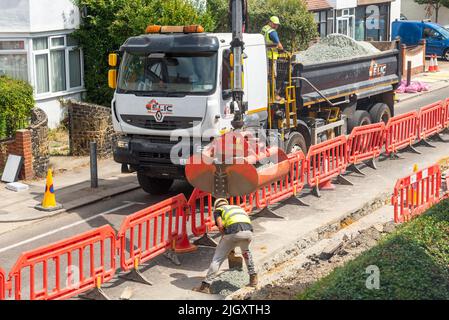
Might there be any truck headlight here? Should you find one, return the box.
[117,139,129,149]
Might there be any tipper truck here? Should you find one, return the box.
[108,17,402,195]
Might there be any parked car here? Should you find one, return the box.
[392,20,449,60]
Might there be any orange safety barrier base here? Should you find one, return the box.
[347,122,385,174]
[306,136,351,197]
[391,164,441,223]
[8,225,116,300]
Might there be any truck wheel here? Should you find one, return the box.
[137,172,173,195]
[285,132,308,154]
[444,49,449,61]
[369,103,391,124]
[347,110,372,133]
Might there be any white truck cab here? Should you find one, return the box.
[112,32,269,194]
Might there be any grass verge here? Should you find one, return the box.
[298,199,449,299]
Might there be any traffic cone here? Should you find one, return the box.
[434,55,440,72]
[428,55,435,72]
[35,169,63,211]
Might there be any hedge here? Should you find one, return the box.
[0,76,34,139]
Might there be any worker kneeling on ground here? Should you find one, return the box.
[193,198,258,294]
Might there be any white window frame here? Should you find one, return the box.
[32,33,84,100]
[0,38,29,82]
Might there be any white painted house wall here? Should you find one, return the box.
[0,0,83,128]
[401,0,449,25]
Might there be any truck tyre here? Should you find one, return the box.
[369,103,391,124]
[444,49,449,61]
[137,172,173,195]
[347,110,372,133]
[285,131,308,154]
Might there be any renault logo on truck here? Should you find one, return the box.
[146,99,173,123]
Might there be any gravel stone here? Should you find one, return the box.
[295,34,381,65]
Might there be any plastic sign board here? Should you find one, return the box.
[1,155,23,183]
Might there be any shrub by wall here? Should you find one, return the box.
[0,76,34,139]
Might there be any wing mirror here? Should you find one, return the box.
[222,89,232,100]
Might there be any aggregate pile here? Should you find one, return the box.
[295,33,381,65]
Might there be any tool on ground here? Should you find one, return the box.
[228,250,244,269]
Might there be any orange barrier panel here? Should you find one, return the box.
[443,98,449,128]
[118,194,189,273]
[417,101,444,140]
[0,268,6,300]
[8,225,116,300]
[189,188,217,237]
[229,193,256,214]
[385,111,419,155]
[391,164,441,223]
[347,122,385,166]
[256,150,306,208]
[306,136,348,196]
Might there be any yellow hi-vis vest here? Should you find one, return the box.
[217,205,251,228]
[261,24,279,60]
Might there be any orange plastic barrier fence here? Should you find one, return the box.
[229,193,256,214]
[347,122,385,164]
[8,225,116,300]
[189,189,217,237]
[117,194,187,272]
[256,151,306,207]
[306,136,348,188]
[443,98,449,128]
[417,101,444,140]
[0,268,5,300]
[385,111,419,154]
[391,164,441,223]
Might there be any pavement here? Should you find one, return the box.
[0,158,140,222]
[0,78,448,300]
[395,59,449,103]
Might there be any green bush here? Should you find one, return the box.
[72,0,215,106]
[0,76,34,139]
[206,0,318,51]
[298,199,449,300]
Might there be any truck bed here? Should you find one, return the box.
[292,43,402,109]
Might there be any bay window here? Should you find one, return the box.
[0,40,28,81]
[33,35,83,96]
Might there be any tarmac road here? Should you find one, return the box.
[0,86,448,300]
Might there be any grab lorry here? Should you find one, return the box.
[108,0,402,196]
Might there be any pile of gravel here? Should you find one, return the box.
[295,33,381,65]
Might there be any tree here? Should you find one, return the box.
[414,0,449,23]
[206,0,317,51]
[71,0,214,106]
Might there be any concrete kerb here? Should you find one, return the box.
[224,192,392,300]
[0,183,140,223]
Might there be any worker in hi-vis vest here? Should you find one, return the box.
[193,198,257,294]
[261,16,284,101]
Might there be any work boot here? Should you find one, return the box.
[193,282,211,294]
[248,274,258,287]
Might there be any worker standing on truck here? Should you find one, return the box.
[193,198,258,294]
[261,16,284,101]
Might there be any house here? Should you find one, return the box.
[306,0,401,41]
[0,0,84,128]
[401,0,449,25]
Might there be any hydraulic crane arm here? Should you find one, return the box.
[229,0,247,130]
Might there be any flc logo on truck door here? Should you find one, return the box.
[369,59,387,79]
[146,99,174,122]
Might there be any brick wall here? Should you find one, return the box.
[0,107,50,180]
[67,100,118,158]
[1,130,34,180]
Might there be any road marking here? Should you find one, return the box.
[0,201,139,254]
